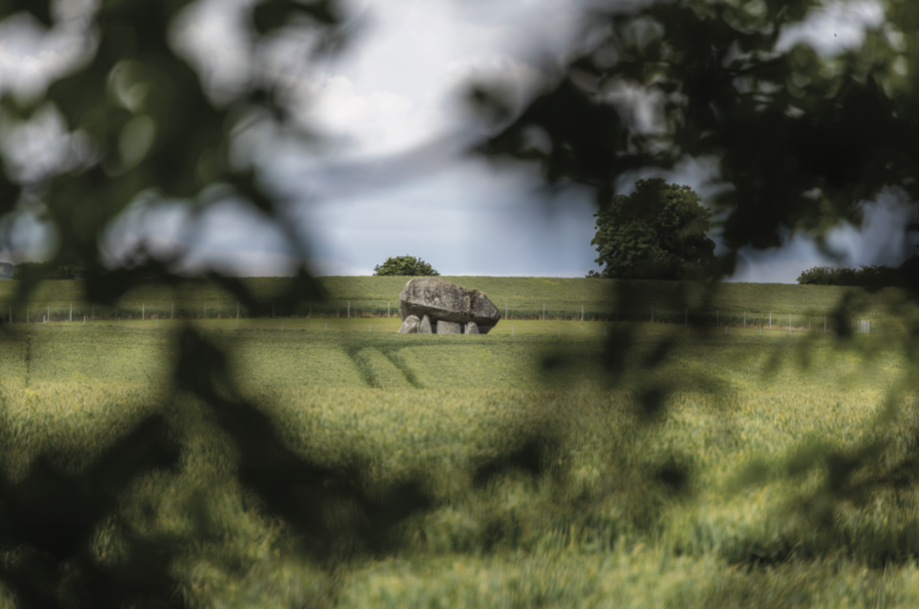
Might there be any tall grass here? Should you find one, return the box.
[2,327,919,606]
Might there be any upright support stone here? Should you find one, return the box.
[399,315,421,334]
[436,320,461,334]
[419,314,433,334]
[465,321,480,334]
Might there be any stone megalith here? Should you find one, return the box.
[419,314,434,334]
[436,320,462,334]
[465,321,479,334]
[398,277,501,334]
[398,315,420,333]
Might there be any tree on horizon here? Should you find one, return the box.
[591,179,715,280]
[373,255,440,277]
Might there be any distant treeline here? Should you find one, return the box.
[797,257,919,287]
[10,262,83,280]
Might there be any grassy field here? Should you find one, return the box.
[1,276,916,327]
[2,321,919,607]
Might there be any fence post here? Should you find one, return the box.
[142,303,145,321]
[769,313,772,329]
[388,302,391,317]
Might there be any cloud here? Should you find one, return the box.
[0,10,95,101]
[776,0,885,56]
[293,156,598,277]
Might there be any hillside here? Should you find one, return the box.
[0,276,913,326]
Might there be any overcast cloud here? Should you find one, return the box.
[0,0,910,282]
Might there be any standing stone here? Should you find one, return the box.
[399,277,501,330]
[419,314,434,334]
[465,321,479,334]
[436,320,462,334]
[398,315,420,334]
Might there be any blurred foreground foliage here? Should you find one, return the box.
[2,0,919,606]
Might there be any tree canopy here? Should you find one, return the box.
[591,179,715,280]
[373,256,440,277]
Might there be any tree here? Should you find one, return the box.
[13,262,83,280]
[590,179,715,280]
[373,256,440,277]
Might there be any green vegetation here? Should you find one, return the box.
[1,277,916,327]
[797,261,919,287]
[592,179,716,280]
[372,255,440,277]
[1,325,918,607]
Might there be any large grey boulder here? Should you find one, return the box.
[436,320,462,334]
[398,315,420,333]
[399,277,500,333]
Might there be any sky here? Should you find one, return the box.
[0,0,914,282]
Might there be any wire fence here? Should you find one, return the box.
[0,300,890,334]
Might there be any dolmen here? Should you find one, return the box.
[397,277,501,334]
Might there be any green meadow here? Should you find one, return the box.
[2,317,919,607]
[1,277,915,327]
